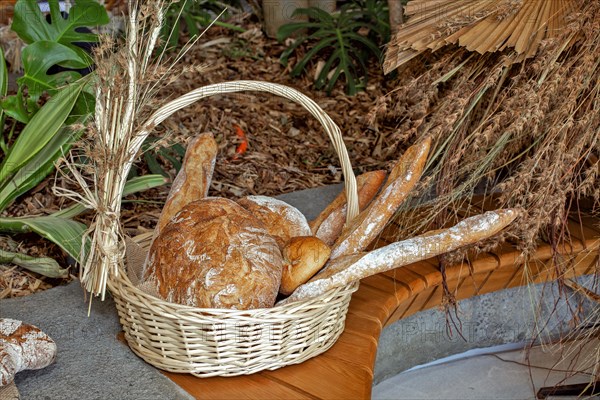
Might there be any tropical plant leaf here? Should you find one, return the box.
[0,126,81,211]
[0,48,7,145]
[0,248,69,278]
[278,4,387,95]
[0,79,83,187]
[0,215,88,261]
[11,0,109,53]
[13,41,87,115]
[51,174,168,219]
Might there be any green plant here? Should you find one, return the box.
[160,0,244,51]
[2,0,109,123]
[278,0,389,95]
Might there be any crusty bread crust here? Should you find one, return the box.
[280,209,518,304]
[312,170,386,246]
[0,319,57,386]
[330,138,432,259]
[237,195,311,248]
[280,236,331,295]
[155,133,218,235]
[144,198,283,309]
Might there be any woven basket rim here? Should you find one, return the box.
[109,263,359,315]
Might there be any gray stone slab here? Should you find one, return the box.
[276,183,344,221]
[0,282,193,400]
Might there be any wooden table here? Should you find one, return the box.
[164,211,600,399]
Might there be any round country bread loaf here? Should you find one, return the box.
[0,319,57,386]
[237,195,311,248]
[143,197,283,309]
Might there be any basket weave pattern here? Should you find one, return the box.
[110,274,358,377]
[107,81,360,377]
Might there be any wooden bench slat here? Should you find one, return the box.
[261,353,372,399]
[163,371,312,399]
[401,261,442,288]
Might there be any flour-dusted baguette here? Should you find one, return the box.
[144,197,283,309]
[0,319,57,386]
[311,170,387,246]
[237,195,311,248]
[330,138,432,259]
[155,132,218,235]
[280,236,331,295]
[279,209,518,304]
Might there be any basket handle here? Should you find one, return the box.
[129,80,359,223]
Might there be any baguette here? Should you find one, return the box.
[311,170,387,246]
[330,138,432,259]
[155,132,218,235]
[279,209,518,304]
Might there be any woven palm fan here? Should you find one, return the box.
[383,0,580,73]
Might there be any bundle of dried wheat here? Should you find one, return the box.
[384,0,579,73]
[61,0,211,299]
[371,1,599,257]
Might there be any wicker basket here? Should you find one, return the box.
[108,81,361,377]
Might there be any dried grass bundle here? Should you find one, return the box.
[372,1,599,259]
[384,0,579,73]
[64,0,212,299]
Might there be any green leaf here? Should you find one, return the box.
[18,41,87,107]
[0,215,89,261]
[290,36,337,77]
[0,48,7,140]
[0,79,83,187]
[278,4,385,95]
[11,0,109,50]
[51,174,168,219]
[1,88,31,124]
[0,126,81,211]
[0,248,68,278]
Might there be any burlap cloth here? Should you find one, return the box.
[124,236,160,298]
[0,382,19,400]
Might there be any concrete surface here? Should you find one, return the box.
[374,274,600,385]
[373,338,600,400]
[0,282,193,400]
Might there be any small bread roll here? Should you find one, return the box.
[144,198,283,309]
[280,236,331,295]
[237,195,311,247]
[0,319,57,386]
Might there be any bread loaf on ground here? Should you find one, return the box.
[237,195,311,248]
[144,197,283,309]
[330,138,432,259]
[311,170,387,246]
[280,236,331,295]
[0,319,57,386]
[155,132,218,235]
[280,209,518,304]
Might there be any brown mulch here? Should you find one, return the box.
[0,17,404,297]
